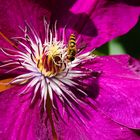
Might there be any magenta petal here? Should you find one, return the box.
[0,86,47,140]
[52,104,140,140]
[0,0,51,62]
[0,86,139,140]
[49,0,140,52]
[0,0,51,38]
[0,0,140,52]
[89,55,140,129]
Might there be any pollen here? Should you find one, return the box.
[35,41,67,77]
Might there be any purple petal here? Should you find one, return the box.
[0,86,140,140]
[0,86,44,140]
[0,0,140,53]
[0,0,51,36]
[55,108,140,140]
[87,55,140,129]
[49,0,140,52]
[0,0,51,64]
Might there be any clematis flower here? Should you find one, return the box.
[0,0,140,140]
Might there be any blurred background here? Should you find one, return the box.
[95,21,140,59]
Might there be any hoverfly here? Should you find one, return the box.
[67,34,77,62]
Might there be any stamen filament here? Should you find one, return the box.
[0,31,18,49]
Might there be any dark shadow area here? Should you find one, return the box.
[128,57,140,72]
[133,129,140,136]
[118,18,140,59]
[0,74,17,80]
[32,0,76,11]
[95,42,109,55]
[33,0,98,37]
[84,72,100,99]
[107,0,140,6]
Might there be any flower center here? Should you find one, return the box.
[34,33,77,77]
[0,19,95,112]
[36,44,66,77]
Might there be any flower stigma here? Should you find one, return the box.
[0,19,96,113]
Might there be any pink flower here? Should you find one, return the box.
[0,0,140,139]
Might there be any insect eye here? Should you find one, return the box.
[70,57,75,61]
